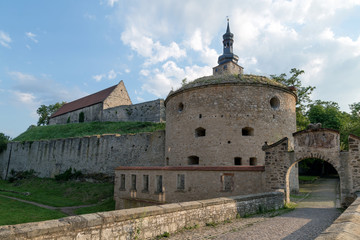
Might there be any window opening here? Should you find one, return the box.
[199,114,202,118]
[156,175,163,193]
[242,127,254,136]
[178,102,184,112]
[195,127,206,137]
[188,156,199,165]
[222,174,234,192]
[79,112,85,123]
[270,97,280,110]
[143,175,149,192]
[120,174,126,190]
[131,174,136,190]
[250,157,257,166]
[234,157,242,165]
[177,174,185,190]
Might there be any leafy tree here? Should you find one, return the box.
[36,102,65,126]
[0,132,10,153]
[271,68,315,130]
[307,100,342,130]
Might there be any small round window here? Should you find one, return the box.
[178,102,184,112]
[270,97,280,110]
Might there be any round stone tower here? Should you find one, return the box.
[164,21,297,167]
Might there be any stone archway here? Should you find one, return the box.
[263,128,360,207]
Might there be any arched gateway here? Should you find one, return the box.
[263,128,360,207]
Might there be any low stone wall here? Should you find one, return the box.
[315,192,360,239]
[0,131,165,179]
[0,192,284,240]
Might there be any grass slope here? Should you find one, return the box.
[0,196,66,226]
[0,178,114,207]
[13,121,165,142]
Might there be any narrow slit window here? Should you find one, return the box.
[177,174,185,190]
[120,174,126,190]
[156,175,163,193]
[131,174,136,190]
[143,175,149,192]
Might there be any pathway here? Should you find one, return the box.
[168,178,342,240]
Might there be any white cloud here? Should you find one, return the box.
[93,74,105,82]
[0,30,11,48]
[125,69,131,73]
[108,69,117,79]
[140,61,212,97]
[121,26,186,65]
[107,0,119,7]
[25,32,38,43]
[84,13,96,20]
[9,71,87,104]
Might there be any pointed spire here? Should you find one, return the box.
[218,18,238,65]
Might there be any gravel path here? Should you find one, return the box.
[168,178,342,240]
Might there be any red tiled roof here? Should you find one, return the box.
[51,85,117,118]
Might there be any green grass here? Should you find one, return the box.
[74,197,115,215]
[0,178,114,207]
[13,121,165,141]
[0,195,66,226]
[298,175,319,182]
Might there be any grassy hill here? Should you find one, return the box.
[13,121,165,142]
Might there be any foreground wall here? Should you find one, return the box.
[316,192,360,239]
[0,131,165,179]
[0,192,284,240]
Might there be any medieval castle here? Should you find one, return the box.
[1,22,360,209]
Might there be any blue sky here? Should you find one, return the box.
[1,0,360,138]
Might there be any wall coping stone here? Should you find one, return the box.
[115,166,265,171]
[292,128,340,137]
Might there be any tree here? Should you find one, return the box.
[271,68,315,130]
[0,132,10,153]
[307,100,342,130]
[36,102,66,126]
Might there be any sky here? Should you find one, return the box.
[1,0,360,138]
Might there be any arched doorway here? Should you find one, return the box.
[286,157,340,207]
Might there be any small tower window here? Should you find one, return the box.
[119,174,126,191]
[270,97,280,110]
[234,157,242,165]
[177,174,185,190]
[195,127,206,137]
[250,157,257,166]
[188,156,199,165]
[131,174,137,190]
[156,175,163,193]
[242,127,254,136]
[178,102,184,112]
[142,175,149,192]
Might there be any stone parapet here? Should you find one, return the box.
[0,192,284,240]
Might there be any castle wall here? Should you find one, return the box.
[102,99,165,123]
[165,84,296,167]
[49,99,165,125]
[0,131,165,179]
[114,166,265,206]
[49,103,103,125]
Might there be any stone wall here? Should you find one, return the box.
[49,103,103,125]
[315,192,360,239]
[102,99,165,123]
[0,131,165,179]
[49,99,165,125]
[114,166,266,206]
[0,192,284,240]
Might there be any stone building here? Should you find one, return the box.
[114,21,298,208]
[49,80,165,124]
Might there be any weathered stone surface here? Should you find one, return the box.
[0,192,284,240]
[0,131,165,178]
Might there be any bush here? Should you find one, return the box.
[8,169,38,183]
[55,168,83,181]
[0,133,10,153]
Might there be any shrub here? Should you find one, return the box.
[55,168,83,181]
[8,169,38,183]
